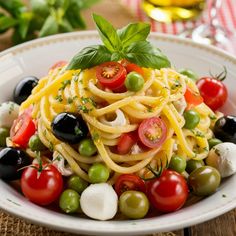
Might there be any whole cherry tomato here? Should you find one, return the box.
[146,169,188,213]
[21,164,63,205]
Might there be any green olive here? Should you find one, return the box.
[188,166,221,196]
[184,110,200,129]
[59,189,80,213]
[208,138,222,149]
[186,159,205,174]
[169,155,186,173]
[28,134,46,151]
[0,127,9,147]
[125,72,144,92]
[119,190,149,219]
[67,175,88,194]
[88,163,110,183]
[78,138,97,157]
[179,68,198,81]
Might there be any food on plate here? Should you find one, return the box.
[0,14,235,220]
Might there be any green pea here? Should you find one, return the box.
[0,128,9,147]
[78,138,97,157]
[88,163,110,183]
[119,191,149,219]
[67,175,88,194]
[186,159,205,174]
[169,155,186,173]
[184,110,200,129]
[28,134,46,151]
[125,72,144,92]
[179,68,198,81]
[208,138,222,149]
[59,189,80,214]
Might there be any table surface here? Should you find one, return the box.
[0,1,236,236]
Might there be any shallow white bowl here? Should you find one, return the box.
[0,31,236,235]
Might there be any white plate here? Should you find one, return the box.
[0,31,236,235]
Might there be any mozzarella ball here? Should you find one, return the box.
[80,183,118,220]
[0,102,19,128]
[206,142,236,178]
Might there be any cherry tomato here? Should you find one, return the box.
[117,133,137,154]
[21,164,63,205]
[184,87,203,109]
[50,60,67,71]
[146,169,188,213]
[96,62,127,90]
[196,77,228,111]
[115,174,146,196]
[10,111,36,148]
[138,117,167,149]
[121,59,144,75]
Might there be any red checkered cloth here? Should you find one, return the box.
[121,0,236,53]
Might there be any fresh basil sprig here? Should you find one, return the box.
[67,14,171,70]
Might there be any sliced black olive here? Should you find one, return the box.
[214,116,236,143]
[0,147,31,181]
[51,112,88,144]
[14,76,39,104]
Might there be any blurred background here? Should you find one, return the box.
[0,0,235,52]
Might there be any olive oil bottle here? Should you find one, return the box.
[142,0,206,23]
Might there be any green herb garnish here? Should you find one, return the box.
[59,79,71,91]
[66,14,170,70]
[55,95,63,102]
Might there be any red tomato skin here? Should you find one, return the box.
[21,164,63,206]
[96,62,127,90]
[146,170,188,213]
[117,133,137,154]
[184,87,203,108]
[115,174,146,196]
[197,77,228,111]
[10,113,36,148]
[138,117,167,149]
[50,61,67,70]
[126,63,144,76]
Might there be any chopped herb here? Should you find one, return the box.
[78,105,93,113]
[73,72,80,82]
[55,95,63,102]
[81,97,97,107]
[8,102,15,114]
[209,114,217,120]
[54,155,62,162]
[67,97,73,104]
[59,80,71,91]
[203,146,209,152]
[43,130,47,136]
[79,79,83,84]
[191,129,205,138]
[147,107,153,112]
[214,148,221,156]
[222,194,227,198]
[92,132,100,141]
[171,80,182,90]
[74,127,83,136]
[49,142,54,152]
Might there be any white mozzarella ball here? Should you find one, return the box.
[206,142,236,178]
[80,183,118,220]
[0,102,19,128]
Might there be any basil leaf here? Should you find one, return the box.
[66,5,86,29]
[79,0,100,9]
[18,12,32,39]
[0,0,26,17]
[125,41,171,69]
[117,23,150,48]
[30,0,49,17]
[39,15,59,37]
[59,18,73,32]
[66,45,112,70]
[0,15,18,33]
[93,14,122,52]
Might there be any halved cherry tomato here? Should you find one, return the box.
[121,59,144,76]
[10,111,36,148]
[96,62,127,90]
[184,87,203,110]
[115,174,146,196]
[117,133,137,154]
[138,117,167,149]
[146,169,188,213]
[21,164,63,205]
[50,60,67,71]
[196,77,228,111]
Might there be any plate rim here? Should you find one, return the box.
[1,31,236,235]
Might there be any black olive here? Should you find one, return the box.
[51,113,88,144]
[14,76,39,104]
[0,147,31,181]
[214,116,236,143]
